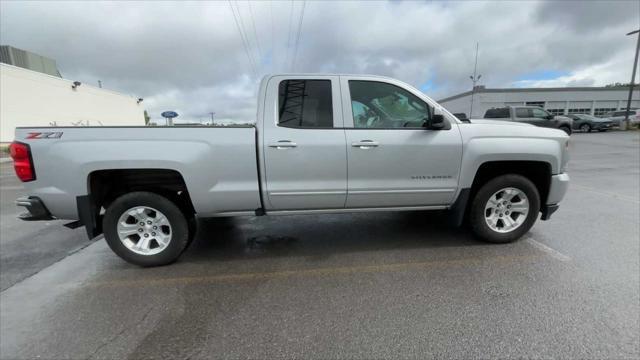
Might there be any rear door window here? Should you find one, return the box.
[278,80,333,128]
[515,108,532,118]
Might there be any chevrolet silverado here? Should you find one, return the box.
[10,74,570,266]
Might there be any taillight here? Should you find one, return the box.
[9,142,36,182]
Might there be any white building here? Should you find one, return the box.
[0,63,145,143]
[438,86,640,119]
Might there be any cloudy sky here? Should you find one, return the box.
[1,0,638,123]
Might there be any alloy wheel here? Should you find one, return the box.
[484,187,530,233]
[117,206,172,255]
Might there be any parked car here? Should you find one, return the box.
[452,112,470,123]
[604,109,640,127]
[483,106,573,135]
[10,74,570,267]
[565,113,613,132]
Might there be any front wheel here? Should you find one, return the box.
[559,126,572,135]
[103,191,190,266]
[469,175,540,243]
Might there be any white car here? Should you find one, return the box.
[604,109,640,126]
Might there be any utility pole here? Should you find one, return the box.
[98,80,102,88]
[469,42,482,119]
[209,112,215,125]
[623,29,640,130]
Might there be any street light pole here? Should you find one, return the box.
[209,112,216,124]
[469,42,481,118]
[623,29,640,130]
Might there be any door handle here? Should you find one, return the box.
[351,140,379,149]
[268,140,297,149]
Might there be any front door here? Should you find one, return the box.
[342,78,463,208]
[262,76,347,210]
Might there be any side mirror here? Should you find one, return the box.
[546,114,554,120]
[425,114,446,130]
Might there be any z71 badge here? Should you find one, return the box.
[26,132,63,139]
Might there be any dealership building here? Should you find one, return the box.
[0,45,145,143]
[438,85,640,119]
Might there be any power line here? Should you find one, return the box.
[285,0,294,72]
[228,0,257,77]
[270,0,274,73]
[291,0,306,72]
[235,1,259,74]
[247,0,263,63]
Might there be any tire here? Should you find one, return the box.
[579,123,591,133]
[103,191,189,267]
[469,174,540,243]
[559,126,572,135]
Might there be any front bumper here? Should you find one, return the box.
[541,173,570,220]
[16,196,55,221]
[547,173,569,205]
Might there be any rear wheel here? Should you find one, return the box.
[559,126,572,135]
[469,174,540,243]
[579,123,591,132]
[103,191,189,266]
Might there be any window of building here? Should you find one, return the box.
[594,108,617,117]
[348,80,430,128]
[278,80,333,128]
[525,101,545,108]
[547,109,565,116]
[568,108,591,115]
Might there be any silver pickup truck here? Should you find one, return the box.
[10,74,570,266]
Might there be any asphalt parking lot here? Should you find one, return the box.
[1,131,638,359]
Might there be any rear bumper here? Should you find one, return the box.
[16,196,54,221]
[593,122,613,130]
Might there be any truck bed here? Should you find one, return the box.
[14,126,262,219]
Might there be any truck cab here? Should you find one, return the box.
[259,75,462,211]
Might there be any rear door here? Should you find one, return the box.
[261,76,347,210]
[341,77,462,208]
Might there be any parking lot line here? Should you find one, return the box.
[92,253,543,288]
[525,237,572,262]
[571,184,640,204]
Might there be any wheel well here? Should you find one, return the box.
[470,161,552,206]
[88,169,195,217]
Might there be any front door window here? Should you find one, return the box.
[349,81,431,128]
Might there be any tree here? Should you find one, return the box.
[604,82,632,88]
[144,110,150,125]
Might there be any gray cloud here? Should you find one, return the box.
[1,0,638,123]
